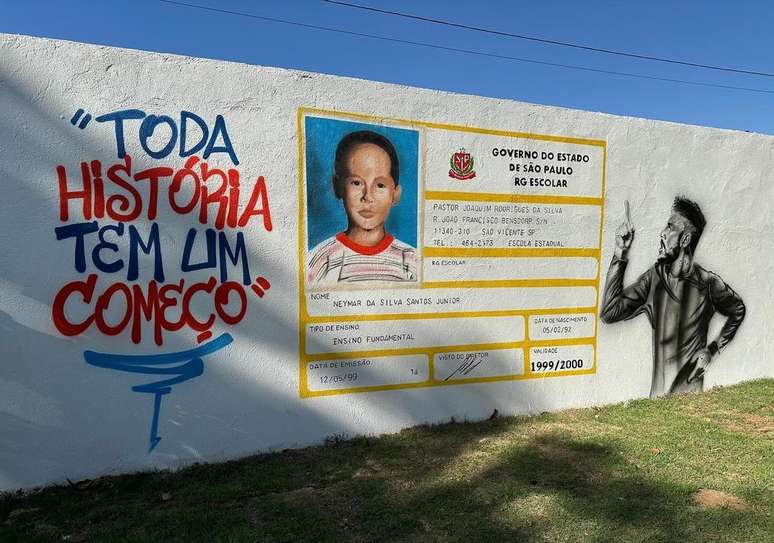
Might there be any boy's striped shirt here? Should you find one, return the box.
[307,233,417,284]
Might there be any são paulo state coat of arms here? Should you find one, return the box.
[448,149,476,180]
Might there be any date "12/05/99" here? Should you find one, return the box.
[319,372,358,384]
[531,359,584,372]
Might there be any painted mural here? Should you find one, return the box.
[600,198,746,397]
[1,34,769,491]
[298,109,605,397]
[51,109,274,450]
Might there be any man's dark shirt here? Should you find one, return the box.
[600,257,745,397]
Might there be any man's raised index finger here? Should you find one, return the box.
[624,199,632,228]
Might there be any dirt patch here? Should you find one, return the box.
[693,489,748,511]
[718,413,774,436]
[738,414,774,434]
[683,407,774,436]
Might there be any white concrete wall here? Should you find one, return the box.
[0,34,771,491]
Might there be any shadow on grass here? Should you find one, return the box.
[4,414,764,543]
[246,419,764,543]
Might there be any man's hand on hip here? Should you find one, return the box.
[687,348,713,383]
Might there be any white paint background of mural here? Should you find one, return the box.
[0,34,772,490]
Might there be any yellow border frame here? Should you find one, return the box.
[297,107,606,398]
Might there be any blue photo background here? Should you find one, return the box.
[305,116,419,250]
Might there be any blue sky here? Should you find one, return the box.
[3,0,774,134]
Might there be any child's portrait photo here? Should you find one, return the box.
[304,116,419,287]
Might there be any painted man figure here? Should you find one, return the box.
[600,197,745,397]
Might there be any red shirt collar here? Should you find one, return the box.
[336,232,394,255]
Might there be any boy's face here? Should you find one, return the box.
[342,143,402,233]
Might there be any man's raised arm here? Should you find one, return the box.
[600,201,651,324]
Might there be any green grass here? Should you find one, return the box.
[2,379,773,542]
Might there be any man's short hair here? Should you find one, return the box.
[332,131,400,199]
[673,196,706,253]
